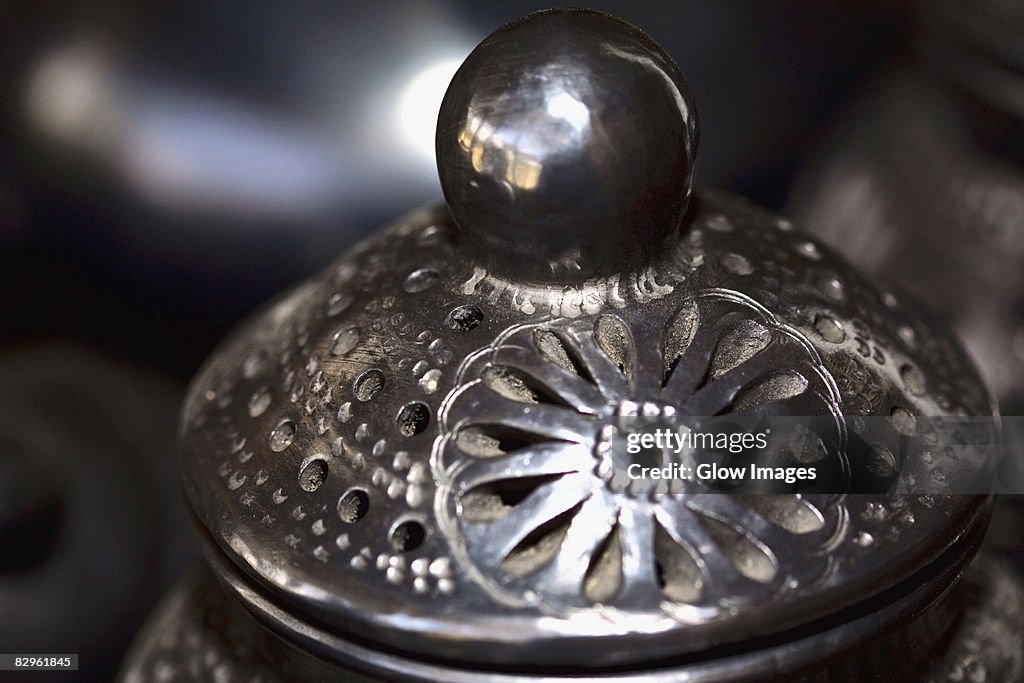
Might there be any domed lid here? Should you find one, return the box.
[180,8,997,677]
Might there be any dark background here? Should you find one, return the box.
[0,2,915,681]
[0,0,912,380]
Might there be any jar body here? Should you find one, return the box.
[119,551,1024,682]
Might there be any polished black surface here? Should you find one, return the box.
[436,9,698,283]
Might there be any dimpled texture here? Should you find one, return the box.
[180,190,994,669]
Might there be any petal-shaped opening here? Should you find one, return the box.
[583,523,623,603]
[454,423,553,457]
[450,379,596,445]
[491,344,607,414]
[733,494,825,535]
[732,370,809,412]
[482,364,542,404]
[709,319,771,379]
[764,422,830,466]
[460,473,566,523]
[500,500,583,577]
[654,521,703,603]
[482,363,596,416]
[533,328,586,378]
[594,314,635,387]
[662,300,699,383]
[697,514,778,584]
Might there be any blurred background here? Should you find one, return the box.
[12,0,1013,680]
[0,0,913,379]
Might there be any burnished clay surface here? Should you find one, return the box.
[436,9,698,283]
[178,189,994,668]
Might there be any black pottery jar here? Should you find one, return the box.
[121,9,1023,682]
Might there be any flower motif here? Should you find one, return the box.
[434,290,847,618]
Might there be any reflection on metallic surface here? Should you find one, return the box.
[437,9,697,282]
[120,7,1017,682]
[168,187,996,672]
[121,552,1024,682]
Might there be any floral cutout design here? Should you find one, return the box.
[434,290,847,619]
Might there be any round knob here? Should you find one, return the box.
[436,8,698,283]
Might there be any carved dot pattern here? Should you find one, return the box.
[173,195,996,666]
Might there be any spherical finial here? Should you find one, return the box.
[436,9,699,284]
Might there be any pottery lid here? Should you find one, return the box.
[180,8,996,674]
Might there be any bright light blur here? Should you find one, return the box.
[120,88,343,217]
[395,58,464,162]
[26,42,117,152]
[26,40,346,220]
[24,12,479,226]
